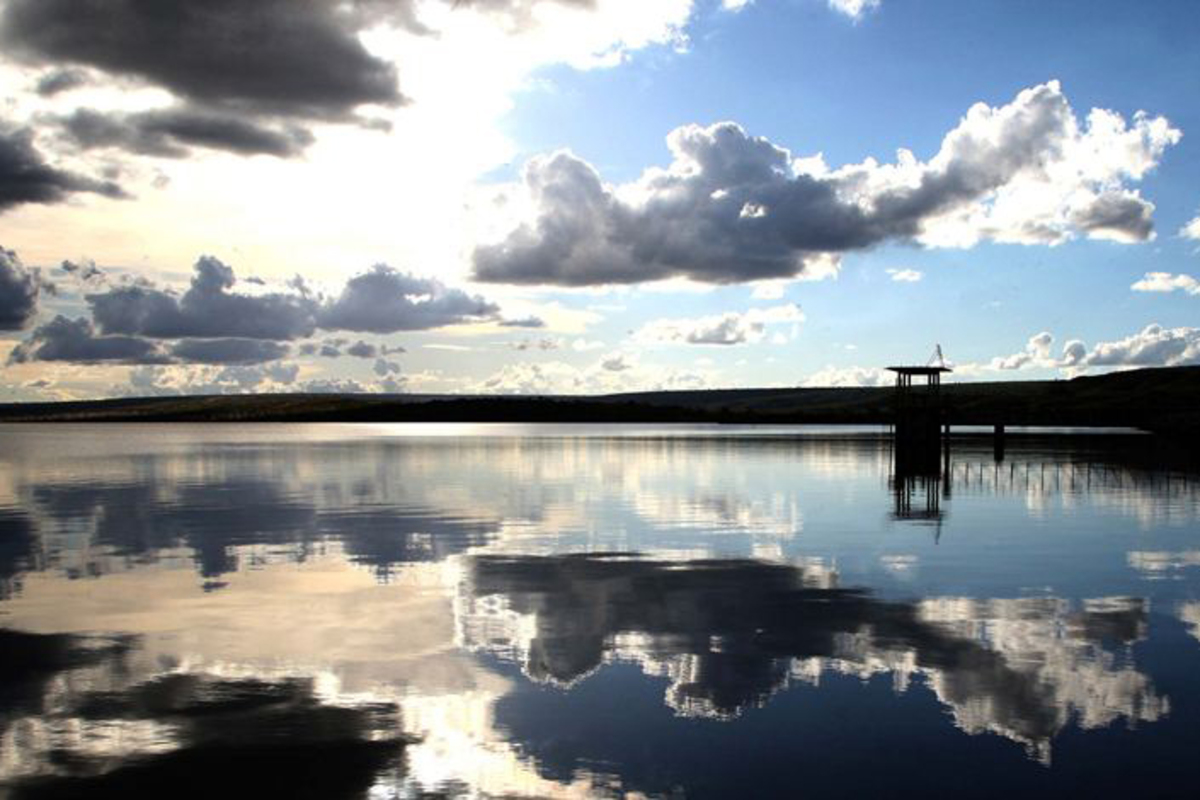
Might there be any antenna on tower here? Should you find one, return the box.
[927,344,947,369]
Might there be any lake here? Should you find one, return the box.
[1,423,1198,798]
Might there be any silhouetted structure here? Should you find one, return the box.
[888,347,952,524]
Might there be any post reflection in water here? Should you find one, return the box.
[889,425,951,526]
[0,424,1199,797]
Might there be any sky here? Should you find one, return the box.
[1,0,1199,400]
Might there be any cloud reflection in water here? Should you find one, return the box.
[460,554,1164,762]
[0,425,1196,795]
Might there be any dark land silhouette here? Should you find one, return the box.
[0,365,1197,438]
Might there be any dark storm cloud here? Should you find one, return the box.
[0,126,127,213]
[0,246,44,330]
[0,0,404,121]
[34,67,90,96]
[473,83,1176,287]
[317,265,500,333]
[58,108,316,159]
[169,338,290,364]
[8,315,169,364]
[88,256,319,341]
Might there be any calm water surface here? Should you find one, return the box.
[1,423,1199,798]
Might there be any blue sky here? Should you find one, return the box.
[1,0,1198,398]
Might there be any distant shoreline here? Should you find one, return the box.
[2,366,1197,439]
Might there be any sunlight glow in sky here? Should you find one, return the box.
[1,0,1198,400]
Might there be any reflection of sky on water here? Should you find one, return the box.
[459,555,1162,764]
[1,424,1199,796]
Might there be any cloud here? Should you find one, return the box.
[16,256,498,365]
[479,361,581,394]
[56,108,315,159]
[450,0,677,42]
[0,125,127,213]
[168,338,290,365]
[477,356,712,394]
[87,256,318,340]
[508,337,561,351]
[1,0,404,123]
[4,0,672,168]
[317,264,499,333]
[498,315,546,328]
[967,324,1200,375]
[1182,212,1200,241]
[473,82,1178,287]
[802,365,892,387]
[886,268,923,282]
[34,67,90,96]
[828,0,880,21]
[601,352,633,371]
[1063,324,1200,369]
[637,304,804,345]
[127,363,299,395]
[721,0,754,11]
[8,318,289,367]
[1068,190,1154,242]
[60,258,105,283]
[8,315,169,364]
[989,331,1055,370]
[1131,272,1200,296]
[378,376,406,393]
[296,377,374,394]
[0,246,45,330]
[87,258,498,341]
[373,357,401,376]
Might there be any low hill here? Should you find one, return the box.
[0,366,1197,436]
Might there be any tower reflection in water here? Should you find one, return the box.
[889,423,951,526]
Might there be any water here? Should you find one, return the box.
[0,423,1198,798]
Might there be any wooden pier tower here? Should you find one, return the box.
[888,346,952,523]
[887,344,951,454]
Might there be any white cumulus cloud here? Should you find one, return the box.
[802,365,892,387]
[828,0,880,22]
[636,304,804,346]
[1131,272,1200,295]
[474,82,1179,287]
[1180,212,1200,241]
[886,268,923,282]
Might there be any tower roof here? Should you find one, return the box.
[886,365,952,375]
